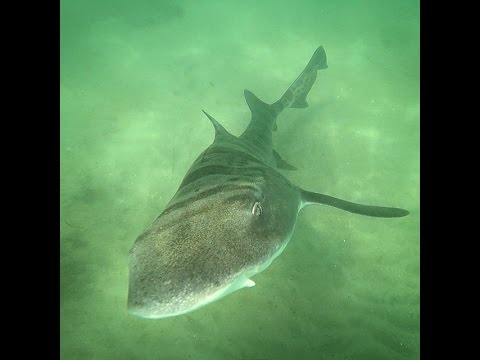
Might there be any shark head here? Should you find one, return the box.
[127,176,301,319]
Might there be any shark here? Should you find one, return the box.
[128,46,409,319]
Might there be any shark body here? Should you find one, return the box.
[128,46,408,319]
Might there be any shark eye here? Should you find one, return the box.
[252,202,262,216]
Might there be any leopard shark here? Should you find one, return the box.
[128,46,408,319]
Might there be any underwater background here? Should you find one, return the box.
[60,0,419,359]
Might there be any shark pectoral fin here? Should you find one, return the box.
[273,150,298,171]
[219,277,255,299]
[300,190,409,218]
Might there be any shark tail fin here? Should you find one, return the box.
[272,46,328,113]
[305,45,328,71]
[300,190,409,218]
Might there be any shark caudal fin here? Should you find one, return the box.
[272,46,328,114]
[300,190,409,218]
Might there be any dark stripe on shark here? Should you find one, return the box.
[201,146,266,165]
[179,164,267,190]
[152,185,257,234]
[302,190,409,218]
[160,183,257,218]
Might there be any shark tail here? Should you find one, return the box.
[239,47,328,159]
[272,46,328,114]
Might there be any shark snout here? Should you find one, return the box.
[127,301,170,319]
[127,289,182,319]
[127,275,203,319]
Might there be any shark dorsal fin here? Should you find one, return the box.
[244,90,277,121]
[202,110,231,141]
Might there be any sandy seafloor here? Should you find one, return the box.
[60,0,419,359]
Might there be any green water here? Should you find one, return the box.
[60,0,419,359]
